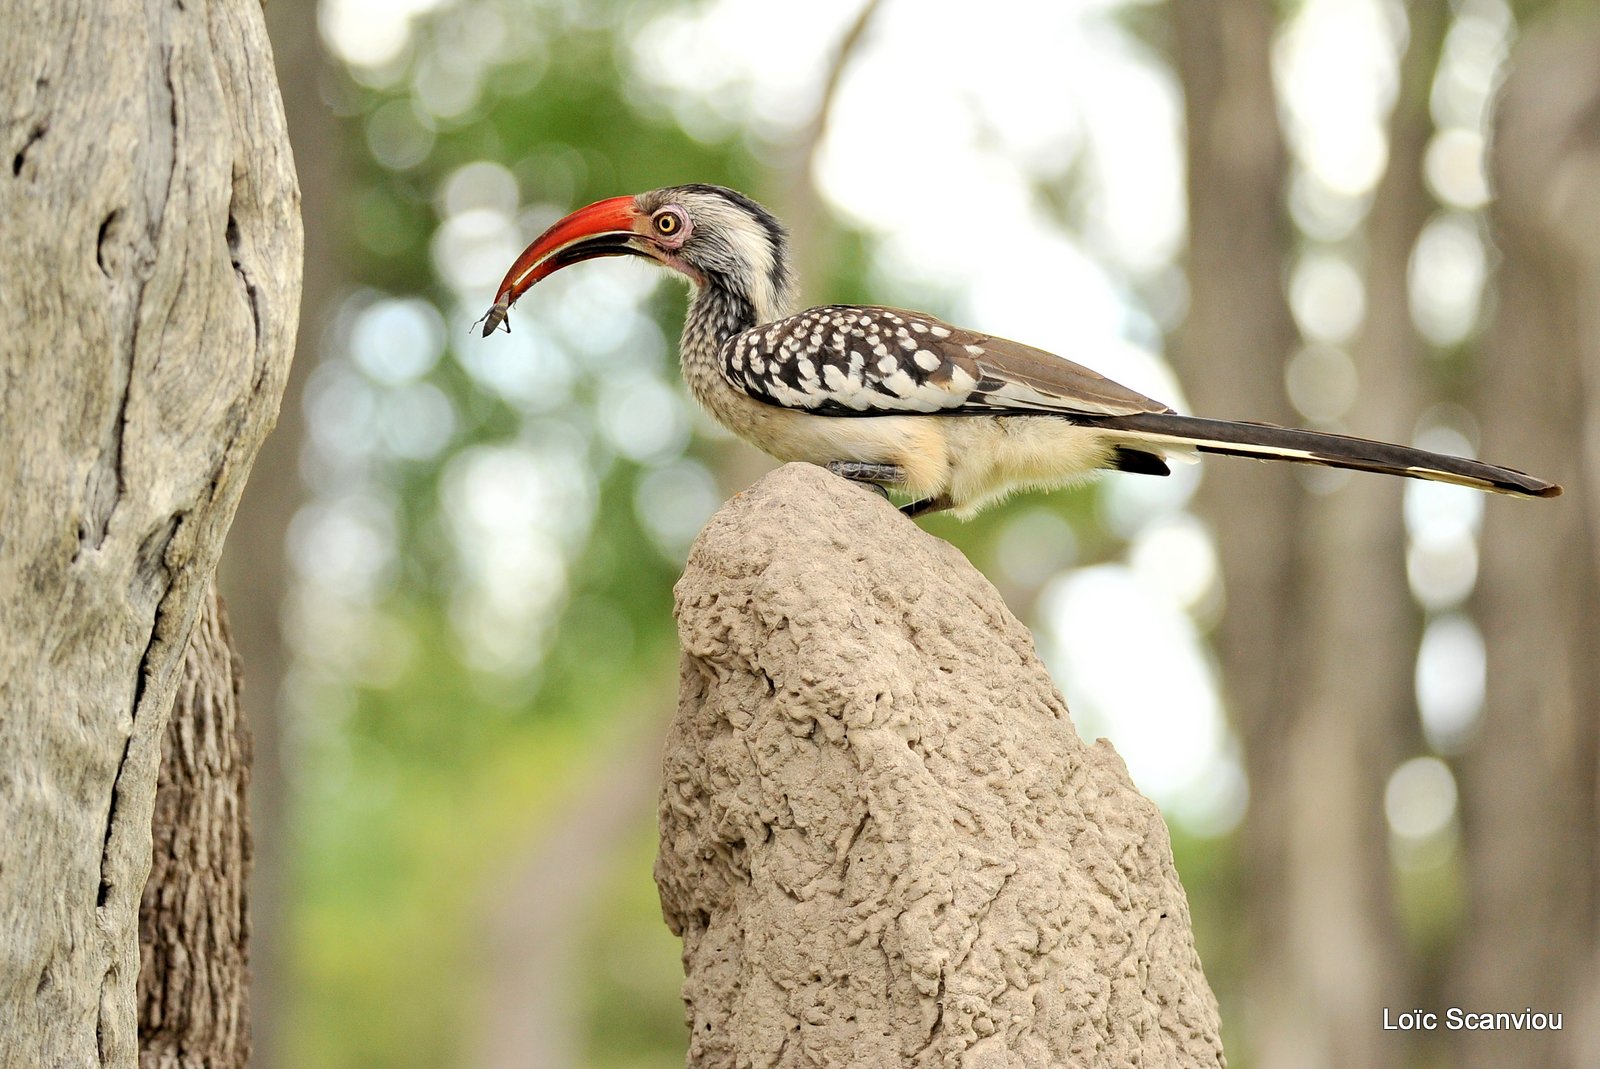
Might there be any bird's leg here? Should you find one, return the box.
[900,495,953,518]
[821,461,953,516]
[824,460,905,500]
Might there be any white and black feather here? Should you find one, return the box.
[722,305,1168,418]
[715,305,1558,500]
[635,187,1559,505]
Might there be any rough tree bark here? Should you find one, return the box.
[138,584,253,1069]
[0,0,300,1065]
[1455,19,1600,1068]
[658,465,1224,1068]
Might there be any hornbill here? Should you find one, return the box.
[479,184,1559,517]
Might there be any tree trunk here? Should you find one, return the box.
[659,465,1224,1068]
[226,3,343,1061]
[1169,4,1324,1065]
[1172,3,1449,1064]
[1169,0,1304,730]
[138,585,253,1069]
[0,0,301,1064]
[474,717,668,1069]
[1455,19,1600,1067]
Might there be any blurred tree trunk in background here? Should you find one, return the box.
[1168,2,1316,1063]
[1172,1,1446,1063]
[1250,4,1448,1064]
[1164,17,1308,1056]
[139,586,253,1069]
[474,718,667,1069]
[780,0,883,305]
[1456,15,1600,1068]
[1169,0,1302,743]
[228,3,342,1064]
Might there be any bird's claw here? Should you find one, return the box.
[900,496,952,518]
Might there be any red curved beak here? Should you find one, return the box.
[479,195,642,336]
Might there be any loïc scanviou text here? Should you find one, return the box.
[1382,1008,1562,1031]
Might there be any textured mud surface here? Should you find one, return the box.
[658,464,1224,1068]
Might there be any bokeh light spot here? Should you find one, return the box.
[1385,756,1459,839]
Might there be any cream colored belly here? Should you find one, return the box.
[697,384,954,493]
[696,381,1131,516]
[940,417,1125,515]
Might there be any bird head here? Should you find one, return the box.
[478,184,793,337]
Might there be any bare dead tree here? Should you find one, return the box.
[0,0,300,1065]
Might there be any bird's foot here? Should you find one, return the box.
[824,461,904,500]
[900,496,953,518]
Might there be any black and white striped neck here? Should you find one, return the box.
[684,278,769,353]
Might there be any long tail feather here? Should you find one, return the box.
[1081,412,1561,498]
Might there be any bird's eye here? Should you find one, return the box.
[653,210,682,236]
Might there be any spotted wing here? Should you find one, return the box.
[721,305,1172,418]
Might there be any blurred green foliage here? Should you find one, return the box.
[288,2,1162,1066]
[264,0,1600,1065]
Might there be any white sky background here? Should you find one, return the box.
[315,0,1509,839]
